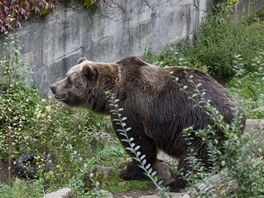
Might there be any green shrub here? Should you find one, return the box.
[0,33,44,161]
[0,178,44,198]
[144,20,264,82]
[179,18,264,81]
[228,52,264,118]
[0,34,117,196]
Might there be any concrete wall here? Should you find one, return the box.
[234,0,264,19]
[0,0,263,96]
[0,0,214,95]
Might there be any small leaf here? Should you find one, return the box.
[147,168,153,174]
[134,145,140,151]
[151,171,156,177]
[121,139,129,143]
[140,154,146,160]
[122,123,126,127]
[126,147,133,152]
[142,159,146,165]
[145,163,151,170]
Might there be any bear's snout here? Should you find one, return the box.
[50,85,56,94]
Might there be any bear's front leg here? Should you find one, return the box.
[118,135,159,181]
[121,159,173,181]
[112,118,158,181]
[120,160,149,180]
[165,155,189,192]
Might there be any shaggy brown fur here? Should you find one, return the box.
[50,56,245,192]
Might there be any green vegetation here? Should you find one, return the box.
[0,34,127,197]
[0,178,44,198]
[145,19,264,82]
[0,1,264,198]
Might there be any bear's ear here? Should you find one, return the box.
[82,65,98,80]
[78,57,88,64]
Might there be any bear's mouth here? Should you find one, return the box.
[54,94,66,101]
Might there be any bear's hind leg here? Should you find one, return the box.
[166,146,211,192]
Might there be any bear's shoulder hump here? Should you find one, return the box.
[115,56,148,68]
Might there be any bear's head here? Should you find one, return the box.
[50,57,118,113]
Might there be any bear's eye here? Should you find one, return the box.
[65,76,73,88]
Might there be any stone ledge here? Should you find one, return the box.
[44,188,72,198]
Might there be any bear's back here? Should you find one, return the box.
[116,57,238,134]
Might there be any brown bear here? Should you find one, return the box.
[50,56,244,192]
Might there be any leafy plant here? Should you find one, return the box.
[0,33,46,183]
[83,0,107,8]
[228,52,264,118]
[0,0,57,33]
[0,33,114,197]
[0,178,44,198]
[0,0,108,33]
[144,1,264,82]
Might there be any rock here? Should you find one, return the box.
[252,106,264,112]
[43,188,72,198]
[140,192,189,198]
[13,153,53,179]
[157,152,178,165]
[244,119,264,133]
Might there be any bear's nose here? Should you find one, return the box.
[50,85,56,94]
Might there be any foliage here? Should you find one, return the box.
[179,19,264,81]
[1,2,264,195]
[144,47,192,68]
[103,172,150,193]
[83,0,107,8]
[0,178,44,198]
[256,6,264,21]
[144,1,264,82]
[0,0,108,34]
[228,52,264,118]
[0,33,116,197]
[222,132,264,197]
[0,33,43,162]
[0,0,57,33]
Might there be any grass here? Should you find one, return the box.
[104,172,150,193]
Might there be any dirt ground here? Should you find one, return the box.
[113,188,156,198]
